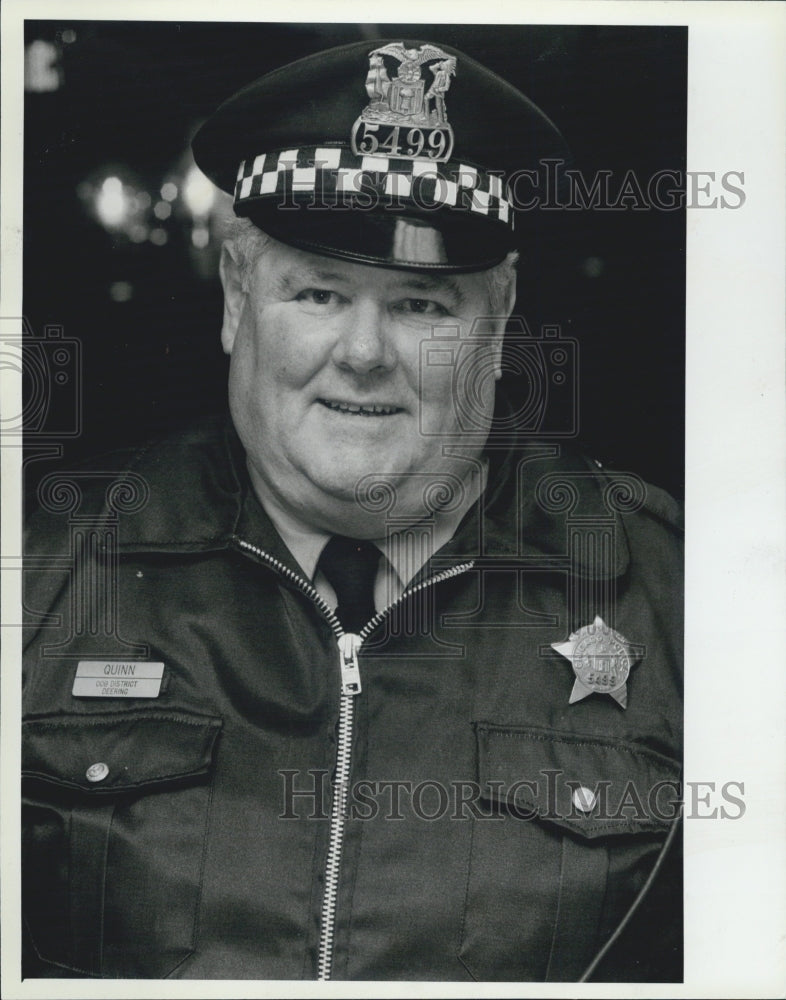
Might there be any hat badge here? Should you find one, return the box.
[351,43,457,163]
[551,616,640,709]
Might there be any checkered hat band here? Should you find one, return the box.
[233,146,512,228]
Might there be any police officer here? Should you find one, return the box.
[22,39,683,982]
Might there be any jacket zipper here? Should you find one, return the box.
[235,537,474,981]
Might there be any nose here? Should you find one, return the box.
[331,300,397,375]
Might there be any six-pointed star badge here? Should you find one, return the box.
[552,616,639,709]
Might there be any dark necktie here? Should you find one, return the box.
[317,535,381,634]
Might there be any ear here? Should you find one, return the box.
[219,242,245,355]
[492,271,517,381]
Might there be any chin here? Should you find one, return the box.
[304,452,418,512]
[308,467,387,504]
[311,445,405,483]
[308,475,361,504]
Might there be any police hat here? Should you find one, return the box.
[193,39,570,272]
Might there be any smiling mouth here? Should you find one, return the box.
[318,398,403,417]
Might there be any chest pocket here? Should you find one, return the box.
[22,709,222,978]
[458,722,681,982]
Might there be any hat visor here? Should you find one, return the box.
[236,200,513,273]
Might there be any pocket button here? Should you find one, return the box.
[572,785,597,812]
[85,762,109,783]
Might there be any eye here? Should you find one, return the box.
[397,298,450,317]
[295,288,344,307]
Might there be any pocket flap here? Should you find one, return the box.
[476,722,681,839]
[23,710,222,795]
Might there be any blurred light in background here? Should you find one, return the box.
[96,177,129,229]
[182,166,215,219]
[25,40,61,93]
[109,281,134,303]
[192,225,210,249]
[80,169,158,245]
[76,147,233,275]
[581,256,606,279]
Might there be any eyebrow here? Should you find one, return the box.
[272,266,350,295]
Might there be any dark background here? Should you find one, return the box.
[23,21,686,499]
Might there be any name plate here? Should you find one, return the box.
[72,661,165,698]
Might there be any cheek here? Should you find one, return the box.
[418,339,500,437]
[418,364,459,426]
[231,311,321,396]
[413,335,487,432]
[227,328,289,444]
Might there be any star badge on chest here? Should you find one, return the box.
[552,616,639,709]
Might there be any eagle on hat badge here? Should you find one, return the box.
[351,43,457,163]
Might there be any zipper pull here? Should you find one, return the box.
[337,633,362,696]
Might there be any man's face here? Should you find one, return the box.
[221,237,512,536]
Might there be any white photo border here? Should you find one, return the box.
[2,2,785,998]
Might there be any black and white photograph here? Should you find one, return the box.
[2,2,784,996]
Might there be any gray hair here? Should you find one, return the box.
[224,216,518,315]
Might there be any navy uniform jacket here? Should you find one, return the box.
[22,415,683,981]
